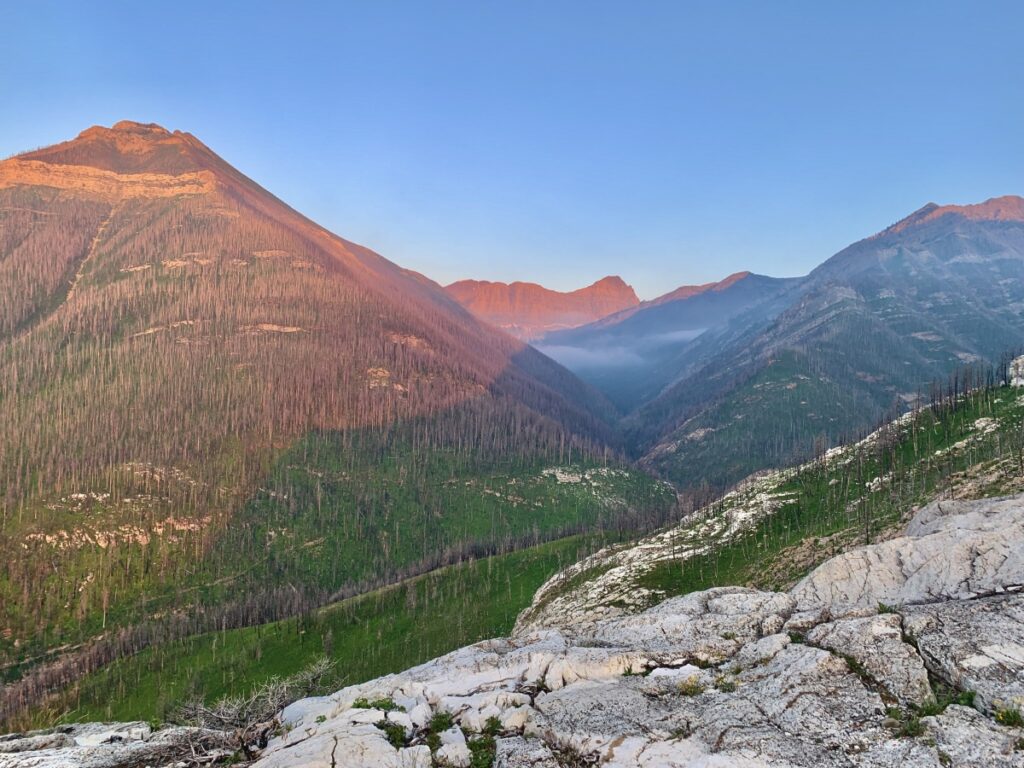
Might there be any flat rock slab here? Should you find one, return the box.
[791,495,1024,615]
[806,613,932,704]
[905,593,1024,713]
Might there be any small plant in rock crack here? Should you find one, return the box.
[467,732,497,768]
[714,675,737,693]
[482,716,503,737]
[352,697,404,711]
[552,744,599,767]
[885,707,925,738]
[840,654,872,685]
[429,711,455,733]
[877,602,897,614]
[678,676,705,696]
[899,717,925,738]
[423,710,456,752]
[915,683,976,716]
[995,706,1024,727]
[375,720,407,749]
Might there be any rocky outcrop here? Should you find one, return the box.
[0,159,218,201]
[0,723,235,768]
[804,613,932,705]
[904,594,1024,714]
[790,496,1024,615]
[6,495,1024,767]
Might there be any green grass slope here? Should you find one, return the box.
[29,534,607,727]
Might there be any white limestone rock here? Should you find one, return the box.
[493,736,558,767]
[904,593,1024,713]
[791,495,1024,615]
[924,705,1024,767]
[805,613,932,704]
[582,587,795,665]
[0,726,232,768]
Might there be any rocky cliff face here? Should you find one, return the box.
[445,276,640,341]
[5,494,1024,767]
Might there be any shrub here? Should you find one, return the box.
[375,720,406,748]
[429,710,454,733]
[996,707,1024,727]
[678,676,705,696]
[468,734,497,767]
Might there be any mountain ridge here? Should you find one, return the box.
[445,274,640,340]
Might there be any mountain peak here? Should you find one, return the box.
[110,120,172,134]
[591,275,630,288]
[883,195,1024,236]
[648,270,753,306]
[17,119,213,176]
[582,275,638,299]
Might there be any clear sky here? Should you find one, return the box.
[3,2,1022,299]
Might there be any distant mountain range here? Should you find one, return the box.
[444,275,639,340]
[631,195,1024,489]
[536,271,802,411]
[452,195,1024,490]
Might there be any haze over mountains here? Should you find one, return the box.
[452,195,1024,491]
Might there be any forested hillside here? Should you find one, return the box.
[0,122,676,720]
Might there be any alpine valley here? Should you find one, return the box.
[3,122,1024,768]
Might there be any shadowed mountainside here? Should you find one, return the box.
[537,272,802,411]
[629,196,1024,490]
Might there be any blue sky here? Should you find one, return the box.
[3,2,1022,299]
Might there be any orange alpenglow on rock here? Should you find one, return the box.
[445,275,640,340]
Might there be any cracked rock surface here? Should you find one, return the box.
[5,495,1024,767]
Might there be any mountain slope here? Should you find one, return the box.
[444,275,639,341]
[0,122,674,683]
[629,197,1024,490]
[537,272,803,411]
[522,377,1024,632]
[21,386,1024,766]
